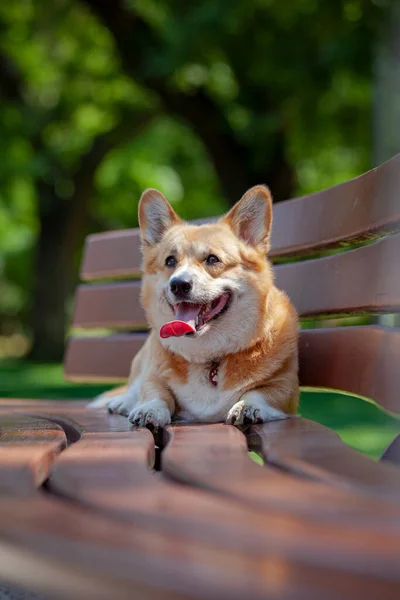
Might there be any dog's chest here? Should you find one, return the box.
[171,362,240,422]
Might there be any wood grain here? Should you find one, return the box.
[299,326,400,414]
[64,333,147,381]
[270,152,400,257]
[64,327,400,417]
[40,417,400,579]
[81,228,142,281]
[162,424,400,528]
[249,418,400,499]
[72,281,145,328]
[1,407,400,598]
[275,233,400,316]
[72,233,400,331]
[0,414,66,495]
[2,495,400,600]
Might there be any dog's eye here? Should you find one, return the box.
[165,255,177,268]
[206,254,220,265]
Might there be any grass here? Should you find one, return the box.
[0,359,399,460]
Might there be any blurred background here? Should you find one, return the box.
[0,0,399,457]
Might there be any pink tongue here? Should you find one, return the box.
[159,303,201,339]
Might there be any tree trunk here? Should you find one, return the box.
[81,0,296,205]
[28,114,154,361]
[373,1,400,164]
[28,190,76,361]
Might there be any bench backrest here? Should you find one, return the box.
[65,153,400,415]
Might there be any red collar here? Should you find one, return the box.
[209,362,219,387]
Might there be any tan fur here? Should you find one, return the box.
[104,185,299,427]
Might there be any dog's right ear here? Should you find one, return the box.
[139,189,181,247]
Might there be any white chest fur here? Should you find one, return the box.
[171,362,241,422]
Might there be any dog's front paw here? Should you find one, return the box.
[107,393,136,417]
[226,400,264,427]
[128,399,171,430]
[227,391,288,427]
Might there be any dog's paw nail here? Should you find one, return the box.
[227,402,264,427]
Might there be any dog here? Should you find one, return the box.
[92,185,299,428]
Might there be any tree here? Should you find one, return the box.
[0,0,389,360]
[81,0,385,199]
[0,4,157,359]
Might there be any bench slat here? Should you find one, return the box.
[271,152,400,258]
[300,326,400,414]
[249,419,400,499]
[1,407,400,597]
[81,228,142,281]
[0,415,66,495]
[72,233,400,329]
[64,328,400,415]
[3,495,400,600]
[39,416,400,580]
[50,427,355,550]
[275,233,400,317]
[64,333,147,381]
[162,424,400,527]
[72,281,145,329]
[80,154,400,280]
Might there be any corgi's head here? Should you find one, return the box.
[139,186,274,363]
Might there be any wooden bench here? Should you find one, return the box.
[1,153,400,599]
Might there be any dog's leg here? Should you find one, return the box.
[127,377,175,429]
[87,385,128,409]
[107,378,141,416]
[128,398,172,429]
[226,388,295,427]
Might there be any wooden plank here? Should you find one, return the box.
[271,152,400,257]
[64,328,400,415]
[381,433,400,465]
[0,415,66,495]
[80,154,400,280]
[64,333,147,382]
[72,233,400,330]
[299,326,400,414]
[1,410,400,597]
[249,418,400,499]
[41,420,400,580]
[3,496,400,600]
[48,424,400,537]
[275,233,400,316]
[162,424,400,528]
[81,228,142,281]
[72,281,145,328]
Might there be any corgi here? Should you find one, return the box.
[94,185,299,428]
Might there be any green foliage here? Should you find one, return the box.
[300,389,400,459]
[0,0,391,347]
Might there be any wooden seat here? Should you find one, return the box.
[1,153,400,598]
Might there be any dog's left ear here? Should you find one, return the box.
[222,185,273,251]
[139,189,182,247]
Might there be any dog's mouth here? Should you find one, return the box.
[160,292,232,339]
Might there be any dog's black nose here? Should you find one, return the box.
[170,277,193,298]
